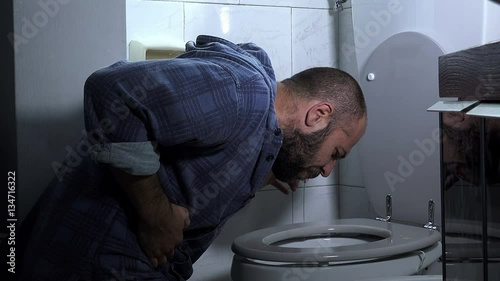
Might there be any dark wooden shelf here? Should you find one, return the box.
[439,40,500,100]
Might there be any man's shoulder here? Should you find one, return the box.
[181,35,276,83]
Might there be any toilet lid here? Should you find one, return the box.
[232,218,440,262]
[358,32,444,226]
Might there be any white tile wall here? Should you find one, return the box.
[338,5,360,79]
[414,0,485,53]
[341,0,489,220]
[292,8,338,73]
[303,168,338,187]
[339,185,375,219]
[160,0,238,4]
[351,0,418,72]
[303,185,340,221]
[292,184,306,223]
[126,0,183,47]
[483,0,500,43]
[184,3,292,80]
[338,145,364,187]
[155,0,352,9]
[351,0,486,73]
[240,0,332,9]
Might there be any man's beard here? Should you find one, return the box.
[272,125,331,183]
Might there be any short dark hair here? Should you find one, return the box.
[281,67,366,131]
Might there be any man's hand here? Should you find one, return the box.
[137,203,190,268]
[110,168,190,268]
[264,172,299,195]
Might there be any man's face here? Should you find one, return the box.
[272,115,366,185]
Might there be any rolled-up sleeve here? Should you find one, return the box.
[90,141,160,176]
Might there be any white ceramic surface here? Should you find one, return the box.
[292,8,338,73]
[358,31,443,226]
[231,241,442,281]
[232,218,440,262]
[184,3,292,80]
[359,275,442,281]
[126,0,183,54]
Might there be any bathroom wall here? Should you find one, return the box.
[14,0,127,220]
[340,0,500,222]
[128,0,500,236]
[7,0,498,279]
[1,0,16,195]
[126,0,347,280]
[484,0,500,43]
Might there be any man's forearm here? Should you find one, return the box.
[110,167,190,267]
[110,167,171,222]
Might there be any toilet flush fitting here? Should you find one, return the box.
[376,194,393,222]
[424,200,437,230]
[333,0,348,12]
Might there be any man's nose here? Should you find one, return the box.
[321,160,336,177]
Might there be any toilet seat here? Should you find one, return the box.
[232,218,440,263]
[231,238,442,281]
[359,276,442,281]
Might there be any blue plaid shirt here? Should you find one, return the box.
[20,35,283,280]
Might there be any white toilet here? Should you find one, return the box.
[231,32,446,281]
[360,277,443,281]
[231,219,442,281]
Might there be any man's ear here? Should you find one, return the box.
[305,102,333,128]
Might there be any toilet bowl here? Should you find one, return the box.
[231,218,441,281]
[231,31,445,281]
